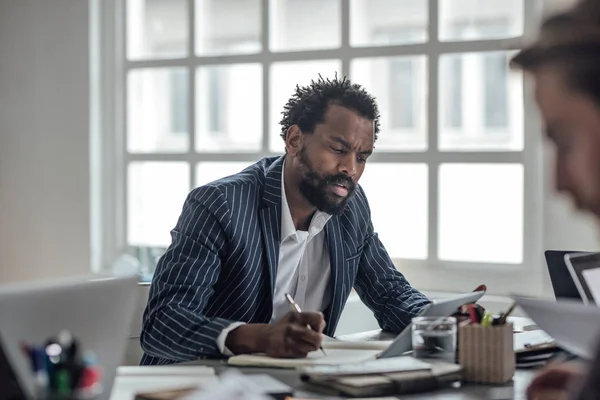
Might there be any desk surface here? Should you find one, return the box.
[183,317,537,399]
[188,359,533,399]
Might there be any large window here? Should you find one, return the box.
[100,0,546,294]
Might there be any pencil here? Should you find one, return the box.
[498,302,517,325]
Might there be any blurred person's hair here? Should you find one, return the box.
[511,0,600,103]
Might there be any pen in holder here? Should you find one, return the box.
[20,330,103,399]
[458,322,515,384]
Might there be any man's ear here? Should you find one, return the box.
[285,125,303,156]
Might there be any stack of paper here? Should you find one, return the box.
[513,296,600,359]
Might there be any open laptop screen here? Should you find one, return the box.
[544,250,587,300]
[565,253,600,305]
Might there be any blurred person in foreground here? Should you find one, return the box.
[511,1,600,399]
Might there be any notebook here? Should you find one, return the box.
[227,336,394,368]
[299,359,462,397]
[228,348,383,368]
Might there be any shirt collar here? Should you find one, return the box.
[280,160,331,242]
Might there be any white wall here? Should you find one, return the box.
[0,0,91,283]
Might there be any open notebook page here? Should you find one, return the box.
[227,348,382,368]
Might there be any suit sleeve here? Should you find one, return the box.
[353,190,431,333]
[140,186,237,361]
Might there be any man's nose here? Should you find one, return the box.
[339,154,357,177]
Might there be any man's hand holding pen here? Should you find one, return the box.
[261,311,326,358]
[225,311,325,358]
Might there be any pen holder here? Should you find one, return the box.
[458,323,515,384]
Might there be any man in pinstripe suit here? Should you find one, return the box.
[140,75,431,365]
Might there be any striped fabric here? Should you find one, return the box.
[140,156,430,365]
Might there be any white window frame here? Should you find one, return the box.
[92,0,546,296]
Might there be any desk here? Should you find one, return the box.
[189,317,535,399]
[182,359,533,399]
[112,317,538,399]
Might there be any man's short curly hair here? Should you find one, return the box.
[279,74,380,143]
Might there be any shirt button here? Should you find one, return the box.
[301,275,306,282]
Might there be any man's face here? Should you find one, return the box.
[286,105,375,215]
[534,66,600,217]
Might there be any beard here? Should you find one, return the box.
[297,148,356,215]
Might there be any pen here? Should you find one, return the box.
[497,302,517,325]
[285,293,326,355]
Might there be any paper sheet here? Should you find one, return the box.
[513,296,600,359]
[582,268,600,305]
[110,375,220,400]
[180,371,274,400]
[117,365,216,376]
[513,330,556,353]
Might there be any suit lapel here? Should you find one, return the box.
[324,217,348,335]
[259,156,285,302]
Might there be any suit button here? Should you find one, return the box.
[301,275,306,282]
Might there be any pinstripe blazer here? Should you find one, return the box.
[140,156,430,365]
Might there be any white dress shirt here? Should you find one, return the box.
[216,162,332,354]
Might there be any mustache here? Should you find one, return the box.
[325,174,355,190]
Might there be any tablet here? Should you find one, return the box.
[378,290,485,359]
[564,253,600,305]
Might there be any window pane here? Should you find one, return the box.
[359,164,428,259]
[439,0,523,41]
[128,162,190,247]
[351,57,427,151]
[196,162,250,186]
[439,51,523,151]
[128,68,189,153]
[196,64,262,152]
[127,0,188,60]
[195,0,261,55]
[350,0,427,47]
[270,0,341,51]
[269,60,342,152]
[438,164,523,263]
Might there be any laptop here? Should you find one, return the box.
[378,290,485,358]
[565,252,600,305]
[544,250,588,300]
[0,273,138,400]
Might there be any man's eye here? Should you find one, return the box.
[330,147,344,154]
[357,156,367,163]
